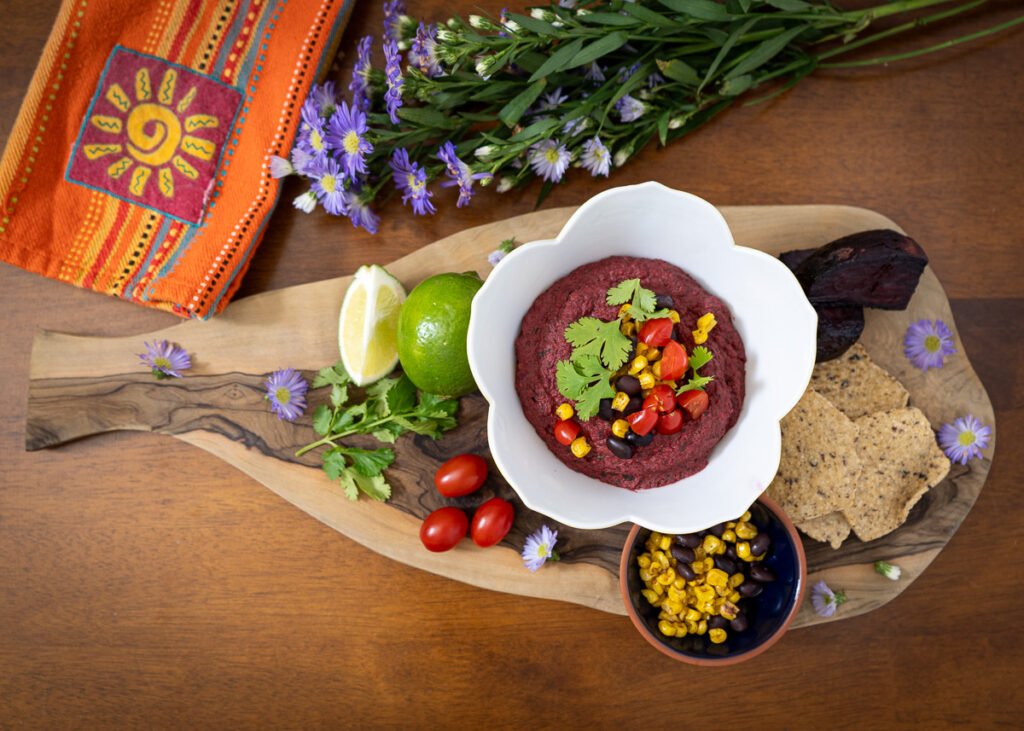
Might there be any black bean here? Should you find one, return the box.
[617,374,642,396]
[626,430,654,447]
[708,615,729,630]
[676,562,697,581]
[606,436,634,460]
[724,544,738,560]
[714,556,737,575]
[750,564,778,583]
[598,398,614,421]
[655,293,675,309]
[729,612,749,633]
[738,581,763,599]
[750,533,771,557]
[670,545,695,564]
[676,533,702,548]
[709,523,726,537]
[624,395,644,415]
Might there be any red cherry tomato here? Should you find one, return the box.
[656,409,684,435]
[554,420,581,446]
[638,318,674,347]
[627,407,659,437]
[470,497,515,547]
[677,390,710,421]
[434,454,488,497]
[642,384,676,413]
[420,507,469,552]
[659,340,689,382]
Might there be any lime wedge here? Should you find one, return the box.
[339,265,406,386]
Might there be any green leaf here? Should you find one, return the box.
[499,79,546,128]
[371,428,399,444]
[386,375,417,415]
[564,317,632,371]
[657,111,670,146]
[690,345,714,371]
[505,12,559,36]
[397,106,458,130]
[352,472,391,502]
[656,0,731,21]
[605,278,662,321]
[606,62,651,113]
[556,355,615,421]
[337,447,395,477]
[719,73,754,96]
[330,384,348,408]
[509,117,561,143]
[312,362,349,388]
[577,13,639,27]
[700,17,758,91]
[621,3,678,29]
[337,471,360,501]
[725,24,808,80]
[470,81,523,103]
[322,448,349,480]
[312,405,333,436]
[677,374,715,393]
[657,59,700,86]
[528,37,585,82]
[566,31,629,70]
[765,0,811,10]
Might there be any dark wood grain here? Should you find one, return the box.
[2,0,1022,727]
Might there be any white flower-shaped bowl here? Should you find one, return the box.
[467,183,816,533]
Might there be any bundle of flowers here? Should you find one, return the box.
[273,0,1022,232]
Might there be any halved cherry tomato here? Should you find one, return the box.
[641,384,677,413]
[471,497,515,547]
[434,454,488,498]
[656,409,684,435]
[627,407,659,437]
[420,507,469,552]
[677,390,710,421]
[659,340,689,382]
[554,420,581,446]
[638,318,674,347]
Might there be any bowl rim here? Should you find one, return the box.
[617,494,808,666]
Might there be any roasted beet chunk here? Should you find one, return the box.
[815,306,865,362]
[794,230,928,310]
[778,248,816,272]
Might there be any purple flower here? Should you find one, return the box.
[409,23,442,78]
[619,62,641,81]
[528,139,570,183]
[296,99,330,163]
[522,525,559,571]
[616,94,646,122]
[265,368,309,422]
[390,149,435,216]
[349,36,373,112]
[384,39,404,125]
[647,71,665,88]
[904,319,956,371]
[290,147,315,176]
[139,340,191,379]
[810,580,846,618]
[537,87,568,113]
[326,101,373,179]
[437,141,492,207]
[311,157,347,216]
[488,237,518,267]
[938,415,991,465]
[580,136,610,177]
[342,191,381,234]
[562,117,589,137]
[311,81,339,116]
[383,0,406,42]
[269,155,294,179]
[583,62,605,83]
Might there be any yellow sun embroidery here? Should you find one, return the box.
[82,67,221,199]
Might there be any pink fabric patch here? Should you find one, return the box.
[67,46,242,224]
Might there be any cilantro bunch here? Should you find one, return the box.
[295,362,459,501]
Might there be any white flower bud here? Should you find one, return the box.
[469,14,487,29]
[874,561,902,581]
[503,19,522,33]
[437,28,458,43]
[613,147,633,168]
[530,8,555,21]
[474,145,496,159]
[576,8,592,16]
[496,177,515,193]
[292,190,317,214]
[475,56,497,79]
[668,116,686,130]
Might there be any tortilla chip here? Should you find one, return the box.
[811,343,909,420]
[766,390,862,522]
[798,512,852,549]
[841,407,951,543]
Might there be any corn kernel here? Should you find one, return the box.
[693,585,715,604]
[684,608,701,623]
[653,583,664,596]
[721,529,737,543]
[692,329,708,345]
[628,356,648,374]
[703,535,724,555]
[611,391,630,411]
[611,419,630,438]
[715,586,729,597]
[736,541,752,560]
[639,568,653,583]
[657,569,676,585]
[675,624,688,638]
[646,348,661,363]
[709,628,727,644]
[637,554,651,569]
[721,601,739,620]
[741,510,752,522]
[655,550,670,568]
[621,320,636,337]
[570,436,591,458]
[706,568,729,587]
[651,360,662,379]
[665,599,684,616]
[658,620,676,637]
[697,620,708,636]
[735,521,757,540]
[657,535,671,551]
[685,620,698,634]
[725,521,736,530]
[728,590,741,603]
[636,342,648,355]
[728,573,745,588]
[555,403,574,420]
[697,312,717,331]
[694,547,706,561]
[691,560,705,575]
[667,585,684,601]
[618,304,632,319]
[667,309,680,323]
[638,371,656,390]
[641,589,660,605]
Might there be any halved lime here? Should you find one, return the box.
[339,265,406,386]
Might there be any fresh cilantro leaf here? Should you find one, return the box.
[366,377,400,417]
[312,361,351,388]
[556,354,615,420]
[337,471,360,501]
[386,375,417,414]
[677,374,715,393]
[605,278,664,321]
[352,472,391,501]
[564,317,631,370]
[322,448,349,480]
[371,426,401,444]
[676,346,715,394]
[312,405,333,436]
[336,446,395,476]
[330,384,348,408]
[689,345,713,371]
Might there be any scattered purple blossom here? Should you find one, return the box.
[488,237,518,267]
[342,191,381,234]
[937,415,991,465]
[296,102,330,164]
[562,117,589,137]
[616,94,647,122]
[522,525,559,571]
[326,101,373,179]
[383,0,406,42]
[311,81,339,116]
[580,136,610,177]
[528,139,571,183]
[409,23,443,78]
[390,148,436,216]
[349,36,373,112]
[290,147,315,176]
[619,62,641,81]
[810,580,846,618]
[537,87,568,113]
[647,71,665,88]
[584,62,606,83]
[383,39,404,124]
[138,340,191,379]
[265,368,309,422]
[311,157,347,215]
[437,141,492,207]
[903,319,956,371]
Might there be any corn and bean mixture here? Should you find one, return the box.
[637,512,776,645]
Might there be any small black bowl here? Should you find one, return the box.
[619,495,807,665]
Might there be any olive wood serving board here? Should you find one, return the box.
[24,205,995,628]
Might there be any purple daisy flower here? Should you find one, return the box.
[383,0,406,42]
[619,62,641,81]
[437,141,492,207]
[938,415,991,465]
[297,98,331,164]
[390,149,435,216]
[349,36,373,112]
[810,580,846,618]
[616,94,647,122]
[139,340,191,379]
[580,136,610,177]
[562,116,589,137]
[265,368,309,422]
[326,101,373,179]
[311,81,339,116]
[409,23,443,78]
[522,525,559,572]
[311,157,347,216]
[342,191,381,234]
[290,147,315,176]
[904,319,956,371]
[584,62,605,83]
[647,71,665,88]
[383,38,404,125]
[269,154,294,179]
[537,87,568,113]
[528,139,571,183]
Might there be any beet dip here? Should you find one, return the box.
[514,256,746,490]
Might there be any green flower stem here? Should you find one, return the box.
[294,414,408,457]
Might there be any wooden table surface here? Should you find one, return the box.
[2,0,1022,727]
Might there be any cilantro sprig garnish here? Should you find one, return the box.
[605,278,670,322]
[556,355,617,421]
[564,317,631,371]
[296,362,459,501]
[676,345,715,394]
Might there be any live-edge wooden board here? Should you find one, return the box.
[25,205,995,628]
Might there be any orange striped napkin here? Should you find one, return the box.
[0,0,354,318]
